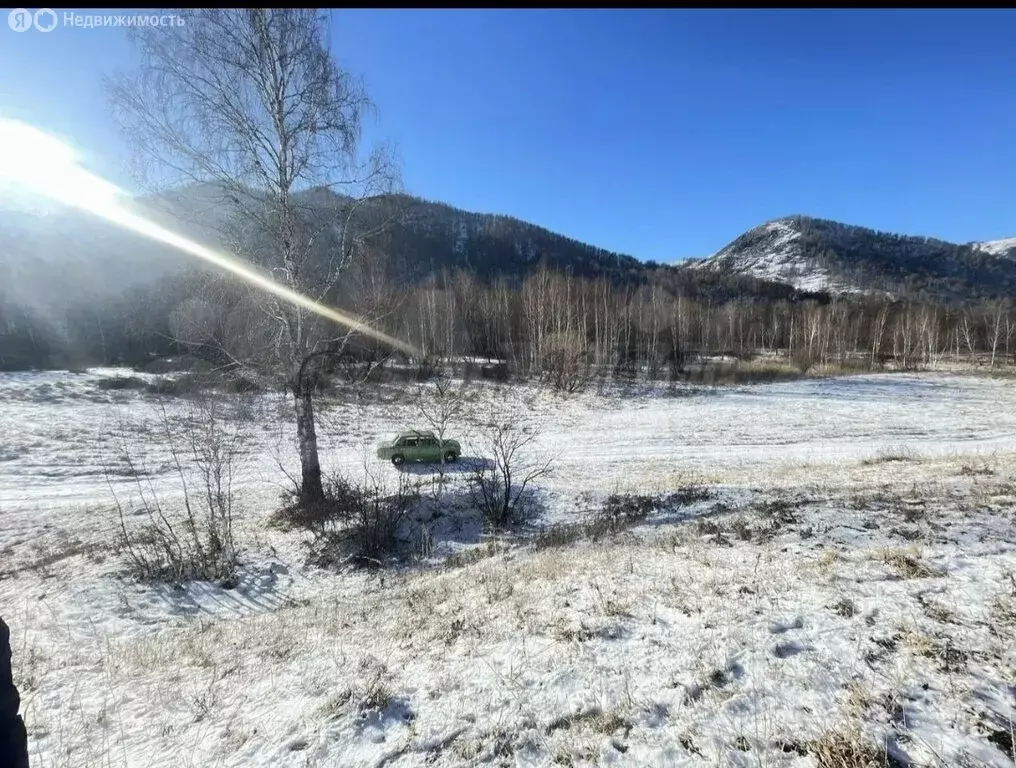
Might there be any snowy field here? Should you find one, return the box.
[1,369,1015,767]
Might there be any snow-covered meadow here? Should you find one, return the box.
[1,368,1015,767]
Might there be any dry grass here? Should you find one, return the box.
[897,623,970,673]
[817,549,842,575]
[11,532,109,577]
[861,444,919,466]
[809,728,894,767]
[988,589,1016,641]
[681,359,804,386]
[358,660,395,712]
[545,706,632,737]
[879,546,941,579]
[832,597,857,618]
[14,474,1016,768]
[534,486,711,549]
[919,596,957,625]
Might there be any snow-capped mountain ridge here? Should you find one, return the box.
[690,218,859,295]
[693,215,1016,301]
[973,237,1016,257]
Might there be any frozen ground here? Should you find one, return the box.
[1,369,1015,767]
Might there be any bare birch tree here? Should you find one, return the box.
[108,9,400,502]
[988,300,1009,369]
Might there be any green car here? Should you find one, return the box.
[376,430,462,466]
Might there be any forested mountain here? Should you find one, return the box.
[1,186,1013,372]
[690,216,1016,301]
[973,237,1016,258]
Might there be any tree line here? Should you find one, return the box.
[390,268,1016,377]
[3,263,1013,381]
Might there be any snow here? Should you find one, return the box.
[694,220,873,296]
[3,368,1016,766]
[975,237,1016,257]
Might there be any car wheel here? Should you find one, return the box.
[444,451,458,464]
[391,455,405,466]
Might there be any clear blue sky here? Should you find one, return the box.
[2,9,1015,262]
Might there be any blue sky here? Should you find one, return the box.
[2,9,1015,262]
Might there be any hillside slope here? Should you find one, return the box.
[691,216,1016,301]
[974,237,1016,258]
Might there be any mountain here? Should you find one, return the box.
[111,185,650,284]
[0,204,184,312]
[356,193,648,284]
[4,186,1011,315]
[1,185,640,294]
[1,184,790,313]
[973,237,1016,258]
[690,215,1016,301]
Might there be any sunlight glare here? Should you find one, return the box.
[0,118,417,356]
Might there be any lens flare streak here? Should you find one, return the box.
[0,117,418,356]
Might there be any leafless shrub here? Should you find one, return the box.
[271,471,363,536]
[107,396,243,584]
[471,401,553,528]
[792,346,820,375]
[351,471,419,566]
[417,371,466,479]
[704,499,800,544]
[597,492,657,530]
[144,373,215,398]
[543,330,595,394]
[671,485,712,505]
[302,467,420,568]
[534,486,712,549]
